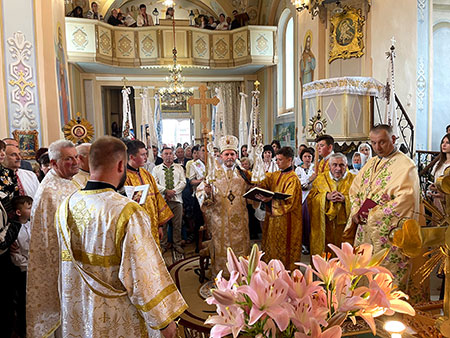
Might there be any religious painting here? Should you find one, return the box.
[63,113,94,144]
[160,98,189,113]
[329,6,365,63]
[273,121,295,148]
[12,130,39,160]
[55,22,71,127]
[300,30,316,128]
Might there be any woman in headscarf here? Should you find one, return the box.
[358,143,372,166]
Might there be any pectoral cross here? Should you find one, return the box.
[188,84,220,138]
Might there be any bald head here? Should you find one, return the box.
[76,143,91,172]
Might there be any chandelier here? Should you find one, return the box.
[158,6,193,106]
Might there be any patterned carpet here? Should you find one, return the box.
[168,255,215,336]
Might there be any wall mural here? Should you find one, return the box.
[300,30,316,129]
[55,23,71,127]
[7,31,38,131]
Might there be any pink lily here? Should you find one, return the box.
[328,243,391,278]
[306,255,339,286]
[287,269,322,304]
[238,270,293,331]
[226,247,245,276]
[205,304,245,338]
[356,273,415,334]
[291,301,313,333]
[332,275,366,312]
[294,319,342,338]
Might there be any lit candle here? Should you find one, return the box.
[384,320,406,338]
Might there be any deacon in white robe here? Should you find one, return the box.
[56,136,187,337]
[27,140,80,338]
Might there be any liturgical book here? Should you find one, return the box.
[243,187,291,202]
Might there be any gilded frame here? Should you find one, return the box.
[12,130,39,160]
[329,6,365,63]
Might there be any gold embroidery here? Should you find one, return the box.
[62,249,121,267]
[152,303,188,330]
[115,202,142,256]
[69,199,92,238]
[135,284,177,312]
[43,319,61,338]
[62,250,71,261]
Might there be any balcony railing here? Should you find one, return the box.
[65,18,277,69]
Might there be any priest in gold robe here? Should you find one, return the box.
[344,124,420,292]
[309,153,354,256]
[257,146,302,271]
[196,135,252,276]
[125,140,173,246]
[315,134,334,175]
[27,140,81,338]
[56,136,187,338]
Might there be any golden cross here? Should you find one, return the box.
[9,71,35,96]
[254,80,260,91]
[188,84,220,136]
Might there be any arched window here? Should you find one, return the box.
[277,10,294,114]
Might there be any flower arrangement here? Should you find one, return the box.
[205,243,415,338]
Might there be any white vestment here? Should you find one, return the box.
[72,169,90,188]
[17,168,40,198]
[26,169,80,337]
[56,187,187,337]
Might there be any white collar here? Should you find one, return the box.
[329,170,347,182]
[323,151,334,161]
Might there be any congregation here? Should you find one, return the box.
[67,2,248,30]
[0,123,450,337]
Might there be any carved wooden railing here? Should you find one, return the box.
[65,18,277,69]
[395,94,415,159]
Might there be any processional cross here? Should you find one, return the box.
[188,84,220,183]
[188,84,220,139]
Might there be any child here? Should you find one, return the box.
[10,195,32,338]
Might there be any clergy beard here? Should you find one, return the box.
[117,170,127,190]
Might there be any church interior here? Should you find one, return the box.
[2,0,450,337]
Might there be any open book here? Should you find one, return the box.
[124,184,149,205]
[243,186,291,202]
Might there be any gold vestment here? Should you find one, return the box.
[309,172,354,256]
[196,166,251,276]
[125,168,173,246]
[260,170,302,271]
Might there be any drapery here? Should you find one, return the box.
[207,81,242,138]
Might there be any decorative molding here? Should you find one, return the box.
[7,31,38,130]
[418,0,426,23]
[195,37,208,58]
[416,57,426,111]
[214,37,228,59]
[72,26,88,50]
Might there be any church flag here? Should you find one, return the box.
[238,92,249,153]
[213,87,227,147]
[140,88,157,163]
[122,86,134,139]
[154,94,163,149]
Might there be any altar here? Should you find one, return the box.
[303,77,385,142]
